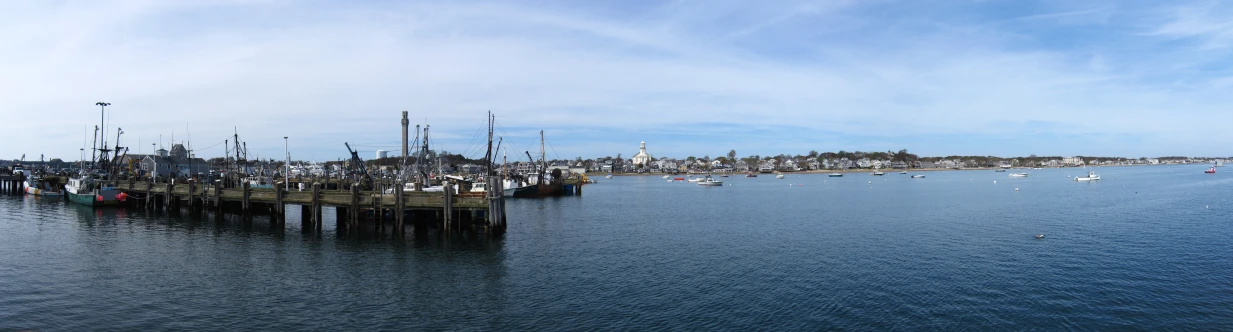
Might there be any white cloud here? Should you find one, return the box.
[2,0,1232,161]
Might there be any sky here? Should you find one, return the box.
[4,0,1233,162]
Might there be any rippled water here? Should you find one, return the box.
[2,165,1232,330]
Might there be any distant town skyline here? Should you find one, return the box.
[4,1,1233,161]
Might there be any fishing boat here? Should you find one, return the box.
[67,102,124,207]
[697,175,723,186]
[745,173,757,178]
[242,176,275,189]
[1205,167,1216,174]
[23,173,64,196]
[995,169,1007,172]
[775,173,785,179]
[828,173,843,177]
[662,175,668,179]
[871,171,885,176]
[911,174,925,178]
[65,176,123,206]
[512,130,564,198]
[1074,172,1100,181]
[899,171,908,174]
[1008,173,1029,177]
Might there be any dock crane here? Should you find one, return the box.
[344,142,373,190]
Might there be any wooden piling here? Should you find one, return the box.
[274,185,284,223]
[349,184,360,229]
[394,184,405,235]
[443,185,453,231]
[311,183,322,232]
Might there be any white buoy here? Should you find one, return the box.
[994,180,997,184]
[868,181,872,184]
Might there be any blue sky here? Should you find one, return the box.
[4,0,1232,162]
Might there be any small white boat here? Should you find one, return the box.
[911,174,925,178]
[871,171,885,176]
[688,177,703,182]
[775,174,785,179]
[697,175,723,186]
[899,171,908,174]
[1008,173,1029,177]
[606,174,613,179]
[828,173,843,177]
[1074,172,1100,181]
[663,175,669,179]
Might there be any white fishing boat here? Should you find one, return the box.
[23,172,64,196]
[1074,172,1100,181]
[1008,173,1029,177]
[662,175,669,179]
[775,174,785,179]
[688,177,704,182]
[911,174,925,178]
[871,171,885,176]
[828,173,843,177]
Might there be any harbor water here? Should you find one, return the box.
[2,165,1232,330]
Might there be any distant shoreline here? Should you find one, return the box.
[598,164,1167,176]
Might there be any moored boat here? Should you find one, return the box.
[65,176,123,206]
[1074,172,1100,181]
[1205,167,1216,174]
[1008,172,1029,177]
[23,174,65,196]
[911,174,925,178]
[828,173,843,177]
[697,175,723,186]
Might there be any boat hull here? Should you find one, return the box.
[512,183,564,198]
[24,181,64,196]
[66,189,122,206]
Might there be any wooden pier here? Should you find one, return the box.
[0,172,507,236]
[0,173,23,196]
[110,177,508,235]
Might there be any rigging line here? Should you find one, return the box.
[493,118,524,163]
[460,114,489,160]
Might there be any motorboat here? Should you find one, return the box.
[995,169,1007,172]
[697,175,723,186]
[1074,172,1100,181]
[828,173,843,177]
[775,174,785,179]
[910,174,925,178]
[607,174,613,179]
[1205,167,1216,174]
[663,175,669,179]
[871,171,885,176]
[688,177,704,182]
[1008,173,1029,177]
[745,173,757,178]
[899,171,908,174]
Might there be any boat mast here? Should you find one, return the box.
[484,111,494,176]
[540,130,546,184]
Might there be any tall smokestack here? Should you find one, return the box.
[401,111,409,158]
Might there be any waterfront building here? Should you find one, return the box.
[631,141,653,167]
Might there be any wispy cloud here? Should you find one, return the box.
[2,0,1232,161]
